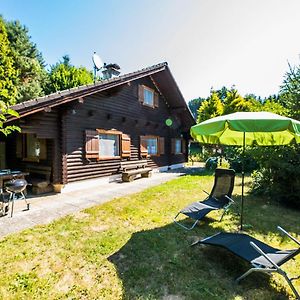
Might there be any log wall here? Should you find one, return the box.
[63,78,187,183]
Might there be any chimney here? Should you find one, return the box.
[102,63,121,79]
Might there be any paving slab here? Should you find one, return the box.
[0,168,197,238]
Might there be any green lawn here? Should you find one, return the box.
[0,172,299,299]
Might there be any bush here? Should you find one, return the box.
[250,145,300,207]
[223,146,258,173]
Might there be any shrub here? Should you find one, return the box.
[250,145,300,207]
[223,146,258,173]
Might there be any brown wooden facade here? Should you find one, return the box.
[1,63,195,187]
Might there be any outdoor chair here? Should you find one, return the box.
[192,226,300,299]
[174,168,235,230]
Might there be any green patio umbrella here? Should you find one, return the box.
[190,111,300,230]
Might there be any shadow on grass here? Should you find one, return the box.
[108,220,290,300]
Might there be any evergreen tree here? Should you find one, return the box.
[197,91,223,123]
[5,19,48,102]
[223,87,252,114]
[261,99,288,115]
[279,62,300,119]
[46,55,94,93]
[188,97,205,120]
[0,16,18,105]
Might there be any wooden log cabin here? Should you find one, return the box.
[1,62,195,193]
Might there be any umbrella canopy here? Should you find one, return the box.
[190,111,300,230]
[191,111,300,146]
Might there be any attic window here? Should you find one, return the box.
[138,85,159,108]
[144,87,154,106]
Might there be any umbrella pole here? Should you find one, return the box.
[240,132,245,231]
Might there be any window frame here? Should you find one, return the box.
[140,135,165,157]
[143,86,155,107]
[145,136,158,155]
[96,129,122,160]
[138,85,159,108]
[172,137,186,155]
[174,138,182,154]
[16,133,47,162]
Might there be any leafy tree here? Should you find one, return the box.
[5,19,48,102]
[197,91,223,123]
[0,101,20,135]
[0,16,18,105]
[279,62,300,119]
[46,55,94,93]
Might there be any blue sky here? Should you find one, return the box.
[2,0,300,101]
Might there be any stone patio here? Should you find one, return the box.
[0,167,202,238]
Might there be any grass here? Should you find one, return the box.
[0,171,299,299]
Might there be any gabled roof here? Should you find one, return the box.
[10,62,195,129]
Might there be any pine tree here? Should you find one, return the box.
[5,19,48,102]
[197,91,224,123]
[280,62,300,119]
[223,87,252,114]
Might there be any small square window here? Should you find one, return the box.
[143,88,154,106]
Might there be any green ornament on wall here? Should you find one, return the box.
[165,118,173,126]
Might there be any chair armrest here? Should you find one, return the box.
[225,195,234,203]
[250,241,280,269]
[278,226,300,246]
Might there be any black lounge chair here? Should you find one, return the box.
[193,226,300,299]
[174,168,235,230]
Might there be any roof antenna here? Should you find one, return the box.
[92,52,104,82]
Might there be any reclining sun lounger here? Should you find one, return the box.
[193,226,300,299]
[174,168,235,230]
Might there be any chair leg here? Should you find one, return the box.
[236,268,256,283]
[236,267,300,299]
[174,213,199,230]
[219,209,227,222]
[280,271,300,299]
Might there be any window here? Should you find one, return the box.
[99,134,119,158]
[171,138,186,155]
[140,136,165,157]
[146,138,157,155]
[85,129,131,160]
[16,133,47,162]
[175,139,182,154]
[144,87,154,106]
[138,85,159,108]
